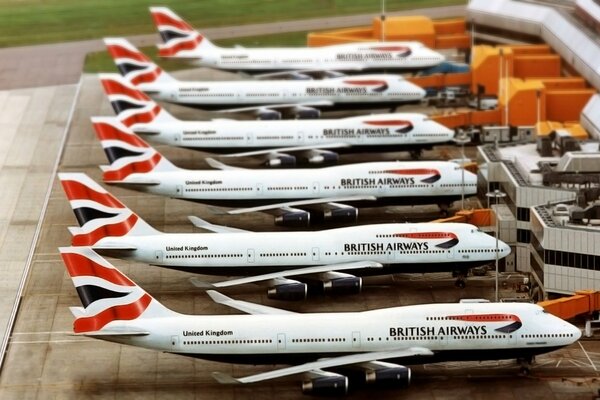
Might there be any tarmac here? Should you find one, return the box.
[0,68,597,399]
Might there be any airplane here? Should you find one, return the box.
[59,246,581,395]
[149,6,446,75]
[91,118,478,223]
[58,172,507,294]
[103,38,427,119]
[101,73,455,164]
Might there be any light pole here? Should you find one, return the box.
[454,131,471,210]
[486,189,506,302]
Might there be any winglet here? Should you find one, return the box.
[212,372,242,385]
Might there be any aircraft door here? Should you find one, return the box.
[171,335,179,349]
[176,185,183,196]
[277,333,286,350]
[297,130,304,144]
[247,249,255,263]
[446,247,456,259]
[312,182,320,194]
[246,132,253,145]
[312,247,320,261]
[154,250,163,263]
[256,183,263,196]
[352,331,361,348]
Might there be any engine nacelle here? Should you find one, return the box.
[307,151,339,165]
[302,376,348,396]
[267,282,307,301]
[265,154,296,167]
[365,367,411,388]
[323,277,362,295]
[275,210,310,227]
[324,206,358,223]
[295,107,321,119]
[257,109,282,120]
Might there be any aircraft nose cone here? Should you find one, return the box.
[571,324,582,341]
[500,241,511,257]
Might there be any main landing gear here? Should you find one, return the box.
[409,149,423,160]
[517,356,534,375]
[452,271,466,289]
[438,202,451,217]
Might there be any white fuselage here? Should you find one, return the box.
[96,223,509,274]
[119,161,477,206]
[141,74,426,109]
[103,302,580,365]
[186,42,446,72]
[133,113,454,152]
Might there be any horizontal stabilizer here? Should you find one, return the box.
[217,100,334,114]
[206,290,296,315]
[73,329,150,337]
[91,243,138,251]
[188,216,249,233]
[69,306,85,318]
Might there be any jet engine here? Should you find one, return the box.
[320,272,362,295]
[267,283,307,301]
[302,375,348,396]
[265,153,296,167]
[365,364,411,388]
[294,106,321,119]
[274,208,310,227]
[257,109,282,120]
[323,203,358,223]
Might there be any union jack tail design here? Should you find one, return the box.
[99,73,177,127]
[91,117,178,182]
[104,38,176,86]
[58,172,159,246]
[60,246,175,334]
[150,7,217,58]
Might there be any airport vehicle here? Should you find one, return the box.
[91,118,477,223]
[104,38,426,118]
[59,172,508,295]
[149,6,446,74]
[60,246,581,395]
[102,73,455,163]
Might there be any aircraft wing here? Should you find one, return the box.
[188,216,250,233]
[206,290,296,315]
[205,158,246,171]
[254,68,362,80]
[216,100,334,114]
[226,195,377,215]
[213,347,434,384]
[190,261,382,288]
[219,143,350,158]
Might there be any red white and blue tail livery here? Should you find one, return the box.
[90,119,476,223]
[149,7,445,74]
[59,247,581,395]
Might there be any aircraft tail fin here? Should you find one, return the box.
[98,73,178,126]
[103,38,176,86]
[91,117,180,183]
[59,246,176,334]
[58,172,161,246]
[150,7,217,57]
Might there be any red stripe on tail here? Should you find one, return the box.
[158,36,203,57]
[106,44,149,63]
[61,252,134,286]
[93,121,149,148]
[74,293,152,333]
[61,179,125,209]
[72,214,139,246]
[130,67,162,86]
[151,11,194,32]
[103,153,162,181]
[120,105,161,127]
[101,78,150,101]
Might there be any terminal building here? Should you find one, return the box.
[469,0,600,300]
